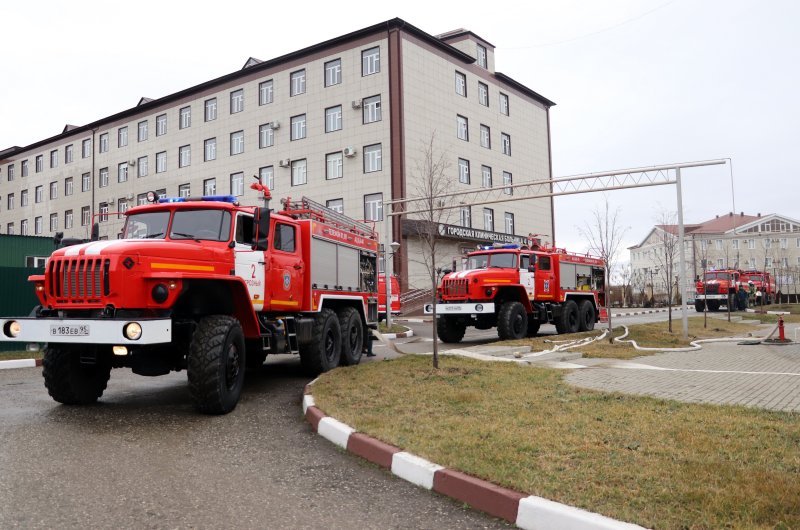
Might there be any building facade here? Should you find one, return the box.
[629,212,800,299]
[0,18,555,291]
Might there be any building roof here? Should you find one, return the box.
[688,212,761,234]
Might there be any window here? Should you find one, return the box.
[716,258,724,268]
[503,171,513,195]
[178,184,190,198]
[230,89,244,113]
[500,93,509,115]
[82,172,90,192]
[484,208,494,231]
[138,120,148,142]
[780,238,788,249]
[327,198,343,213]
[65,210,73,229]
[259,80,273,105]
[6,223,13,235]
[230,172,244,196]
[364,144,382,173]
[478,82,488,106]
[118,127,128,147]
[156,114,167,136]
[363,95,381,124]
[82,139,92,158]
[747,239,755,249]
[21,159,29,176]
[290,114,306,140]
[715,239,722,250]
[35,155,43,172]
[50,150,58,168]
[49,181,58,199]
[480,124,491,149]
[7,164,14,181]
[364,193,383,221]
[732,239,739,249]
[203,178,216,195]
[290,69,306,96]
[764,239,772,249]
[797,237,800,248]
[455,71,467,97]
[325,106,342,132]
[137,156,148,177]
[259,166,274,191]
[481,165,492,188]
[20,190,27,207]
[118,162,128,183]
[20,219,28,236]
[362,47,380,76]
[274,224,296,253]
[7,193,14,210]
[504,212,515,234]
[458,158,470,184]
[178,145,191,168]
[35,185,43,203]
[230,131,244,155]
[35,216,42,235]
[64,177,73,196]
[782,257,789,268]
[137,193,148,206]
[326,152,343,180]
[204,138,217,161]
[64,145,73,164]
[99,133,109,153]
[765,257,773,267]
[325,59,341,87]
[477,43,487,68]
[259,124,275,148]
[460,206,471,228]
[99,202,109,222]
[117,199,128,219]
[457,115,469,141]
[204,98,217,121]
[180,106,191,129]
[501,133,511,155]
[81,206,90,226]
[156,152,167,173]
[291,159,307,186]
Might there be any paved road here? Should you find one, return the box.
[0,358,510,529]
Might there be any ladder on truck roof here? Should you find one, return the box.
[281,196,377,240]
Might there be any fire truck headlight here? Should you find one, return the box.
[485,287,493,297]
[35,283,44,293]
[4,320,21,338]
[475,304,484,312]
[151,284,169,304]
[124,322,143,341]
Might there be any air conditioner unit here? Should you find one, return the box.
[351,99,363,109]
[343,147,357,158]
[279,158,291,168]
[269,120,281,129]
[128,159,136,166]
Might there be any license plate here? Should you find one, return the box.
[50,324,90,337]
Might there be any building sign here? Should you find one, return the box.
[438,223,527,246]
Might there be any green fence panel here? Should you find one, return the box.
[0,267,44,352]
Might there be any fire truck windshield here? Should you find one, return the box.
[706,272,731,281]
[123,211,170,239]
[170,210,232,242]
[466,252,517,270]
[748,274,764,281]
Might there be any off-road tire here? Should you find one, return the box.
[42,346,111,405]
[187,315,246,415]
[555,300,579,334]
[695,300,706,312]
[577,300,596,332]
[707,300,720,312]
[300,309,341,375]
[338,307,364,366]
[437,315,467,343]
[527,319,541,337]
[727,293,737,312]
[497,301,528,340]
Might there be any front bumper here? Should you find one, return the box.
[424,303,495,315]
[696,294,729,300]
[0,317,172,345]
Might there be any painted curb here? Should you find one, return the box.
[0,358,42,370]
[380,329,414,339]
[303,386,646,530]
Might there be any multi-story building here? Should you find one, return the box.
[629,212,800,299]
[0,18,555,291]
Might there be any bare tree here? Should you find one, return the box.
[631,269,647,306]
[405,132,452,369]
[653,211,679,332]
[616,263,633,307]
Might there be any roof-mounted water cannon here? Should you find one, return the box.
[250,174,272,209]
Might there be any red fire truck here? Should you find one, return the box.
[429,240,608,342]
[0,190,379,414]
[740,270,776,304]
[378,274,401,319]
[694,269,741,311]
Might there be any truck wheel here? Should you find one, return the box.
[42,346,111,405]
[187,315,246,414]
[338,307,364,366]
[694,300,705,312]
[578,300,596,331]
[245,339,267,371]
[555,300,579,334]
[527,319,541,337]
[300,309,341,375]
[708,300,720,312]
[437,315,467,343]
[498,301,528,340]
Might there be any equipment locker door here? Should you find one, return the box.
[267,221,304,311]
[233,213,266,312]
[520,254,535,299]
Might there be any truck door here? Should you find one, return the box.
[520,254,535,299]
[233,213,266,312]
[535,255,555,300]
[267,221,304,311]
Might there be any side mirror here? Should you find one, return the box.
[528,265,536,272]
[53,232,64,247]
[252,207,270,251]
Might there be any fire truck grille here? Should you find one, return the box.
[48,258,110,303]
[443,278,468,297]
[705,284,720,294]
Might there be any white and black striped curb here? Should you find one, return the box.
[0,358,42,370]
[303,387,646,530]
[380,329,414,339]
[610,308,670,317]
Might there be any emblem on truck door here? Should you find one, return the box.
[283,271,291,291]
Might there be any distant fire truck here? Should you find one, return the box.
[0,187,379,414]
[428,240,608,342]
[741,270,776,304]
[695,269,741,312]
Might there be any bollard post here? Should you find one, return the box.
[778,315,785,342]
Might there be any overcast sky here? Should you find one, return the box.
[1,0,796,263]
